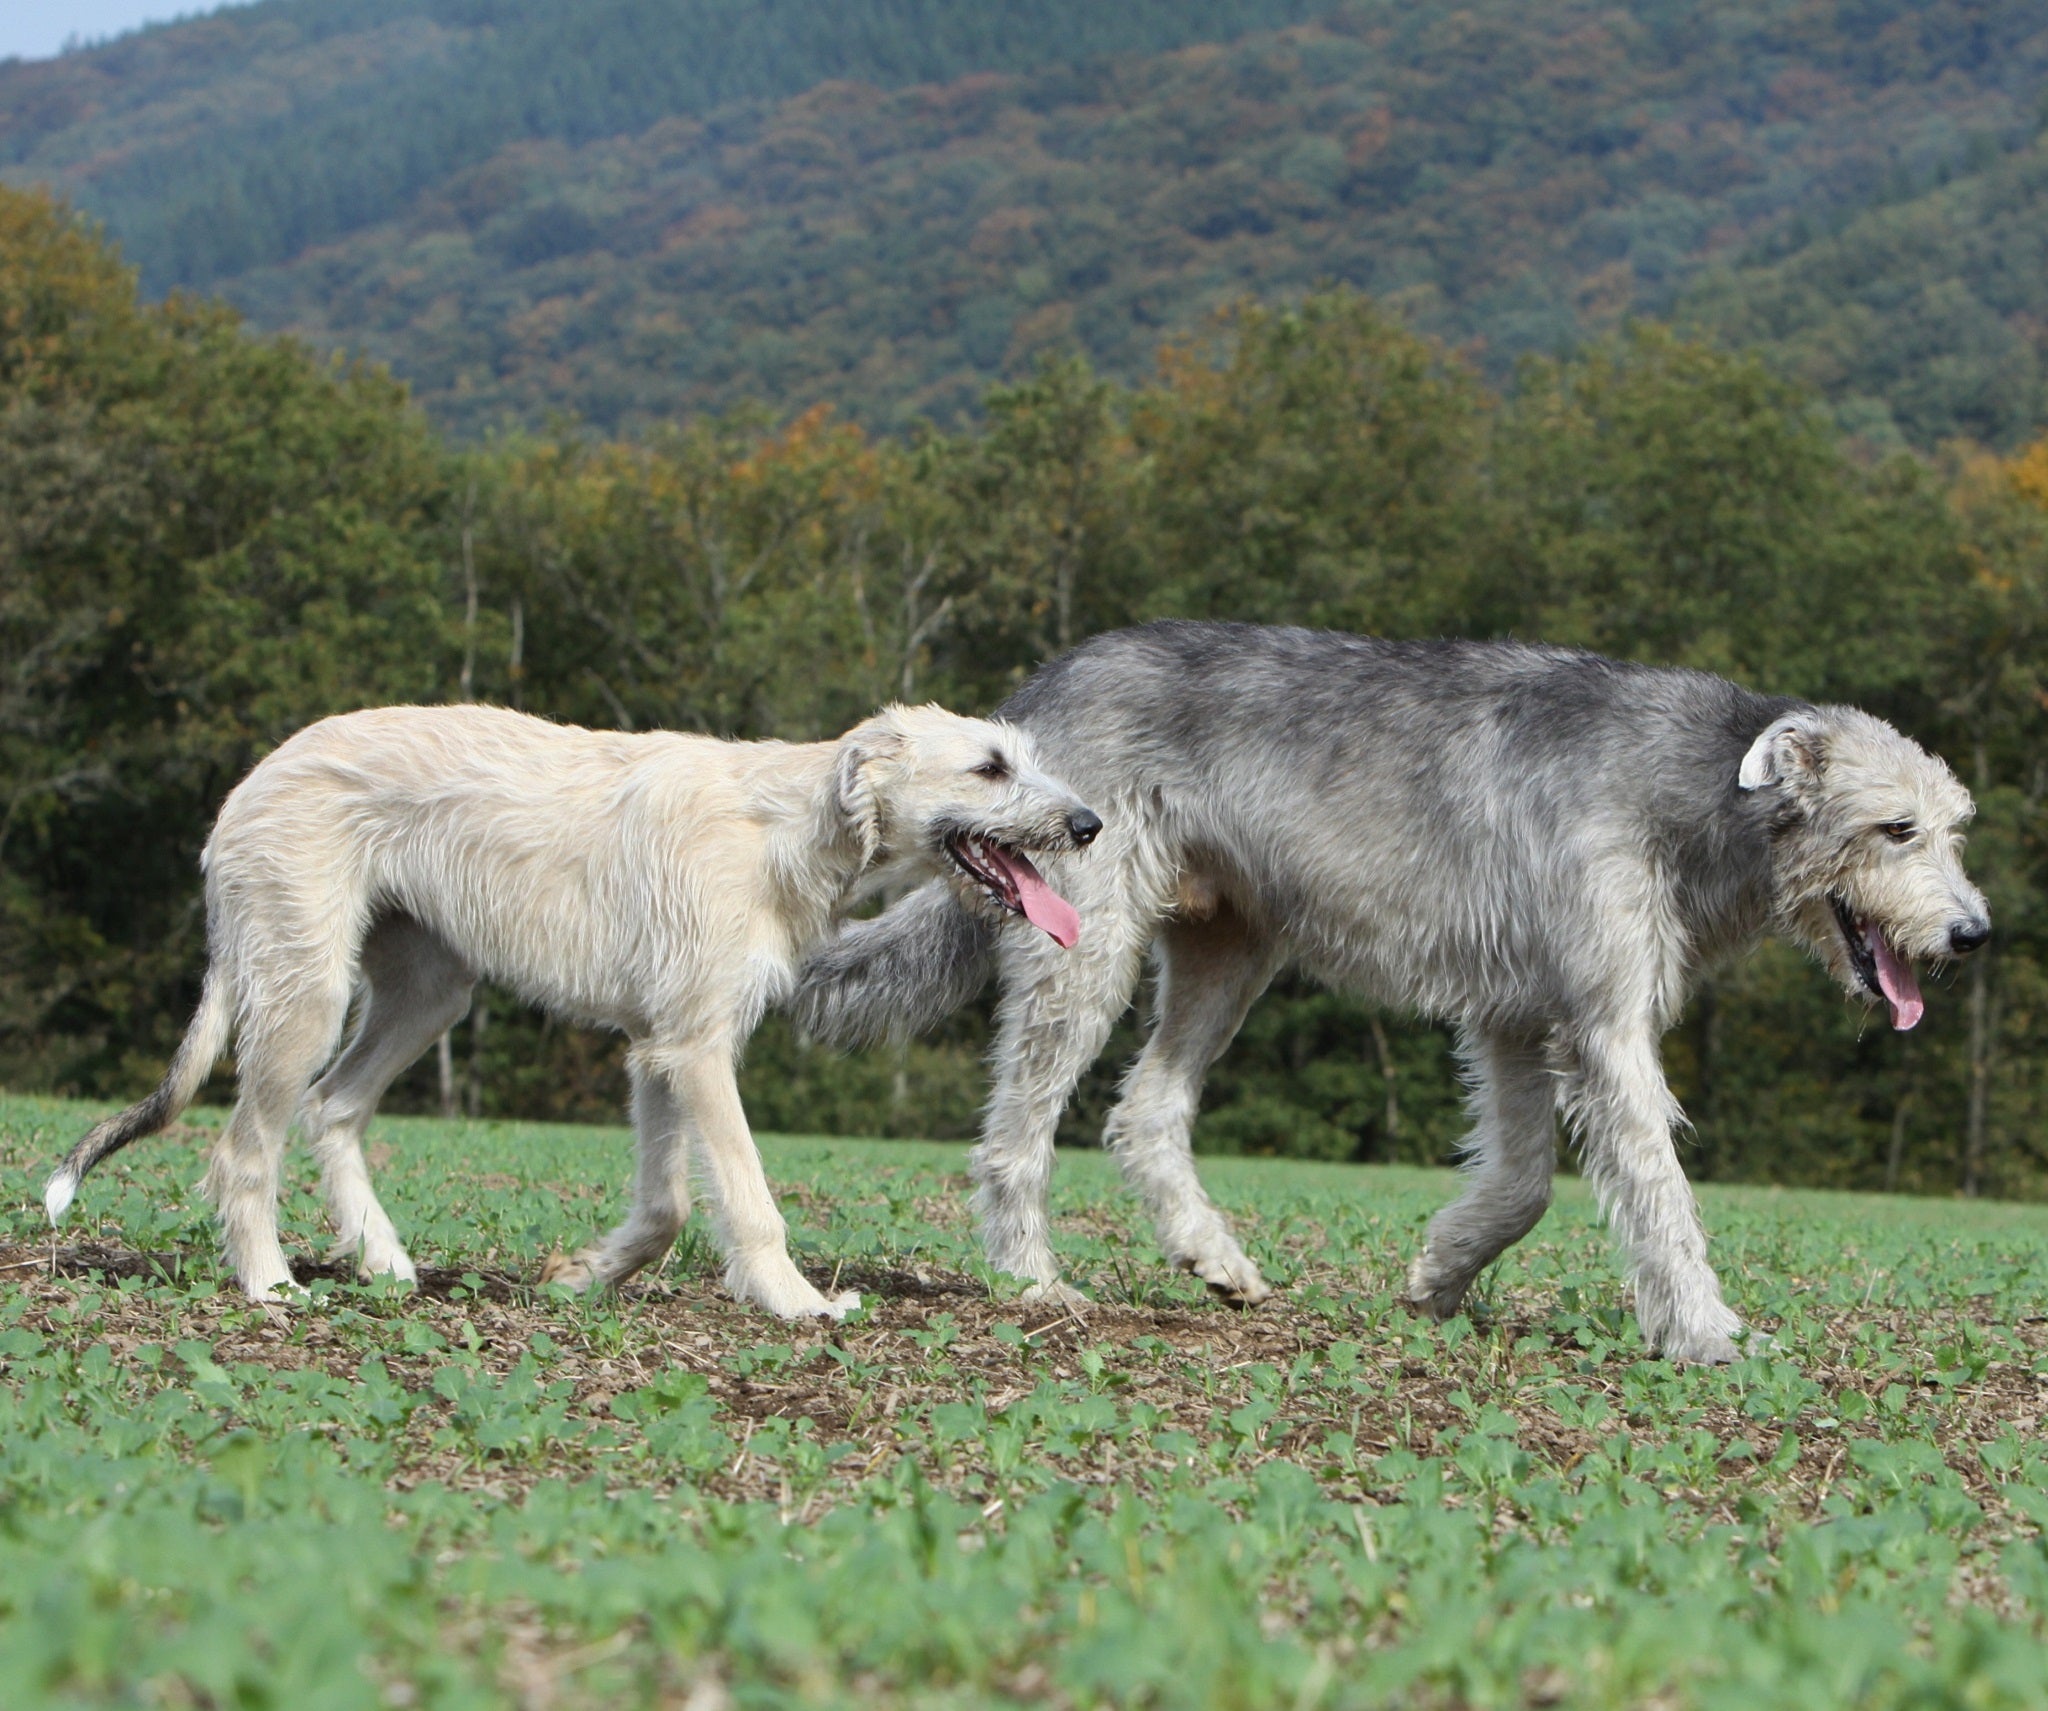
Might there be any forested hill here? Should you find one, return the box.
[1685,135,2048,451]
[4,0,2047,444]
[0,0,1335,286]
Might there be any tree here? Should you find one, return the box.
[1134,292,1485,636]
[0,186,458,1091]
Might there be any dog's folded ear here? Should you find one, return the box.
[834,713,907,866]
[1738,713,1824,796]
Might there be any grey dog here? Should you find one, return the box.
[796,622,1989,1363]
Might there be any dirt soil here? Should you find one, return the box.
[5,1239,2041,1531]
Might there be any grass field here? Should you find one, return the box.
[1,1093,2045,1709]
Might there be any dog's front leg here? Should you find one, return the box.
[657,1040,857,1320]
[544,1058,696,1297]
[972,930,1141,1305]
[1563,1022,1747,1364]
[1103,911,1278,1306]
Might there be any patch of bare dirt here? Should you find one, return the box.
[3,1240,2041,1537]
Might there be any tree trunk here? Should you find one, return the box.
[1962,948,1994,1198]
[437,1030,458,1120]
[1693,979,1720,1176]
[1960,735,1996,1199]
[465,995,489,1119]
[457,479,479,703]
[508,596,525,711]
[1884,1051,1913,1195]
[1370,1015,1400,1147]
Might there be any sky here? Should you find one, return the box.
[0,1,260,63]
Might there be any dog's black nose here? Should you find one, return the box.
[1950,918,1990,956]
[1068,809,1102,847]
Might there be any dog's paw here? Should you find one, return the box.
[1663,1333,1742,1366]
[729,1261,862,1321]
[1019,1278,1091,1312]
[538,1250,597,1291]
[1179,1249,1274,1308]
[1400,1255,1470,1322]
[355,1245,418,1287]
[757,1285,861,1321]
[1400,1290,1457,1323]
[1668,1326,1778,1366]
[246,1277,311,1310]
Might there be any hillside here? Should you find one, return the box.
[0,0,1333,287]
[1682,131,2048,450]
[4,1,2047,440]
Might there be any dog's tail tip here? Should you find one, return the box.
[43,1167,77,1226]
[45,965,232,1220]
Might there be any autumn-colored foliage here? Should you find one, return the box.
[4,1,2043,445]
[5,184,2048,1199]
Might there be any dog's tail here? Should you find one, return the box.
[792,881,998,1049]
[44,966,233,1223]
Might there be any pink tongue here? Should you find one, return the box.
[986,847,1081,948]
[1867,925,1923,1031]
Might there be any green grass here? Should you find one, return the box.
[2,1092,2045,1710]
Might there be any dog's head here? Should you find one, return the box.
[833,705,1101,947]
[1740,706,1987,1030]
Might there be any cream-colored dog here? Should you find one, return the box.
[45,703,1101,1319]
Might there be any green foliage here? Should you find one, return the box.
[0,0,1335,290]
[4,1096,2048,1707]
[0,190,459,1092]
[6,186,2048,1198]
[7,1,2044,440]
[1477,324,1972,700]
[1685,132,2048,451]
[1134,296,1484,634]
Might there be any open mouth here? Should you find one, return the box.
[1831,893,1923,1031]
[946,833,1081,948]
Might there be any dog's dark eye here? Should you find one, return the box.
[973,757,1010,783]
[1879,821,1917,844]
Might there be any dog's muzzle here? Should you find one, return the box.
[1830,893,1925,1031]
[945,832,1083,947]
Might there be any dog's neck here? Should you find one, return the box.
[751,746,904,945]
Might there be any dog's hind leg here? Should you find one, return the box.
[1560,1020,1744,1364]
[1404,1025,1558,1321]
[973,928,1148,1303]
[303,916,474,1283]
[204,969,354,1301]
[1103,906,1279,1304]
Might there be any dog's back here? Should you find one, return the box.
[800,623,1798,1037]
[208,704,789,1032]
